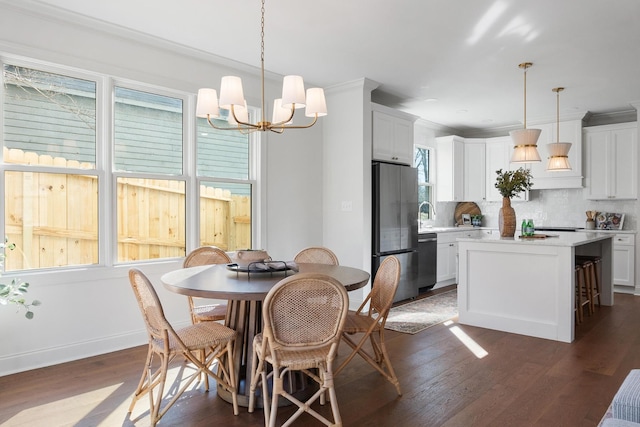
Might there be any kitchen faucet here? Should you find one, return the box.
[418,201,437,228]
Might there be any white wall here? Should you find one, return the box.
[0,3,323,375]
[322,79,379,307]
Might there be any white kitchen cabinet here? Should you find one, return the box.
[464,139,486,201]
[485,137,511,201]
[527,119,584,189]
[584,122,638,200]
[436,135,464,202]
[613,234,635,292]
[436,230,481,286]
[372,104,416,165]
[484,136,529,201]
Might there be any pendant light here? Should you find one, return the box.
[546,87,572,171]
[510,62,542,163]
[196,0,327,134]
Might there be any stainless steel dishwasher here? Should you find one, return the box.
[418,232,437,291]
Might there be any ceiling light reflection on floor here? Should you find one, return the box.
[449,325,489,359]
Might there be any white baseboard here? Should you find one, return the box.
[0,329,148,376]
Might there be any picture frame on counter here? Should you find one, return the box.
[595,212,625,230]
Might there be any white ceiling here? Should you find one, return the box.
[31,0,640,134]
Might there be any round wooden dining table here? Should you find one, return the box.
[161,262,370,407]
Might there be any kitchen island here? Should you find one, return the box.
[457,232,614,343]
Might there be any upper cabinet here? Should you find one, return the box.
[527,119,583,189]
[584,122,638,200]
[463,139,486,201]
[372,103,417,165]
[435,135,465,201]
[484,136,511,202]
[437,135,527,202]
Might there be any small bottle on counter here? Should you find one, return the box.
[525,219,535,236]
[521,219,527,236]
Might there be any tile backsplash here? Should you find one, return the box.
[434,188,638,231]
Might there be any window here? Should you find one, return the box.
[196,117,252,250]
[1,60,255,271]
[414,146,434,222]
[114,86,186,261]
[3,65,99,271]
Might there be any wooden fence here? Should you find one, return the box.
[3,147,251,270]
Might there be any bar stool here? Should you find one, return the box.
[574,264,592,324]
[576,255,602,312]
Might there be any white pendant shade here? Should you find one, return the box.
[272,98,293,124]
[547,87,573,171]
[510,128,542,163]
[219,76,245,109]
[196,88,220,118]
[281,75,306,109]
[305,88,327,117]
[546,142,572,171]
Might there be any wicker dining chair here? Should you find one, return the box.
[248,273,349,427]
[334,255,402,395]
[293,246,339,265]
[183,246,232,324]
[127,268,239,426]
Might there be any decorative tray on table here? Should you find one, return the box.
[226,260,298,274]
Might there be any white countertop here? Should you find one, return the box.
[419,226,477,234]
[457,230,615,247]
[420,227,636,235]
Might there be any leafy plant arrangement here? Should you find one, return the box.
[495,168,533,199]
[0,239,40,319]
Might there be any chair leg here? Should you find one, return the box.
[574,266,583,325]
[376,329,402,396]
[260,369,271,426]
[268,367,281,427]
[337,330,402,396]
[128,346,153,413]
[325,369,343,427]
[150,353,169,426]
[225,340,239,416]
[584,262,595,315]
[199,348,210,391]
[591,259,602,310]
[248,346,260,413]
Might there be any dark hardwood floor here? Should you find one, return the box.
[2,287,639,426]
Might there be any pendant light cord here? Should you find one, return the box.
[519,62,533,129]
[260,0,266,124]
[553,87,564,144]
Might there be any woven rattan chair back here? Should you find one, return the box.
[293,246,339,265]
[370,255,401,317]
[183,246,231,268]
[183,246,231,324]
[129,268,169,341]
[264,272,348,349]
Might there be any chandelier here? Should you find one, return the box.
[546,87,572,171]
[195,0,327,133]
[510,62,541,163]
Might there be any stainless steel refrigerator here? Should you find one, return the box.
[372,162,419,303]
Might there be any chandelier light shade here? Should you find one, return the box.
[511,62,542,163]
[546,87,572,171]
[196,0,327,133]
